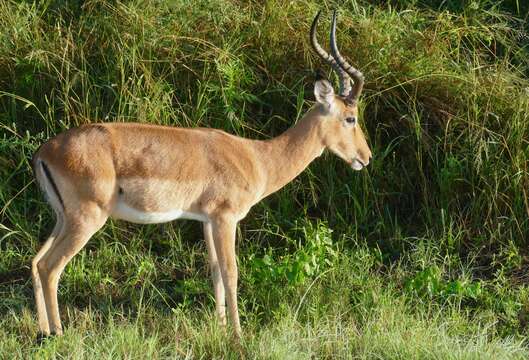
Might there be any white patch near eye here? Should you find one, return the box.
[111,200,208,224]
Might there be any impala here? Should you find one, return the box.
[31,10,371,338]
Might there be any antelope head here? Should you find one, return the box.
[311,10,371,171]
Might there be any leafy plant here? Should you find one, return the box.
[405,266,483,301]
[247,220,337,286]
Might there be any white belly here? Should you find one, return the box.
[111,200,208,224]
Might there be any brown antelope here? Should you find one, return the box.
[31,10,371,338]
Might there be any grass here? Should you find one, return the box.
[1,0,528,358]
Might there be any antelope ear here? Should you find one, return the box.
[314,79,336,109]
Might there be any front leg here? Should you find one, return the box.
[210,215,241,337]
[203,222,226,327]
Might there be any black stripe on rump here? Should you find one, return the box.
[40,161,65,209]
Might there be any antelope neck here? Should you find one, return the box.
[257,107,325,198]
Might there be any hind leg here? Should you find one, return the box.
[36,203,107,335]
[32,215,64,335]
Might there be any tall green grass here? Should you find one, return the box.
[1,0,528,358]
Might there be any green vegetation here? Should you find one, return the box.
[1,0,528,358]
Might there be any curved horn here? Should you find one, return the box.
[330,10,364,99]
[310,11,352,97]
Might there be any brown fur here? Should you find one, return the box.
[32,87,371,337]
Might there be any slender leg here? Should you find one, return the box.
[32,216,64,335]
[203,222,226,327]
[210,216,241,337]
[37,205,107,335]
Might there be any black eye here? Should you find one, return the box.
[345,117,356,125]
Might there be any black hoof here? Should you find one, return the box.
[35,332,57,345]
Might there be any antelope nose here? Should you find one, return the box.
[365,151,372,166]
[363,153,371,166]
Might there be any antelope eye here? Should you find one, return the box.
[345,117,356,125]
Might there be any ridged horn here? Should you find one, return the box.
[330,10,364,99]
[310,10,352,97]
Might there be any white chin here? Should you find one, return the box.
[351,159,363,171]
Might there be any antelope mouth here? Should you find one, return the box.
[351,159,364,171]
